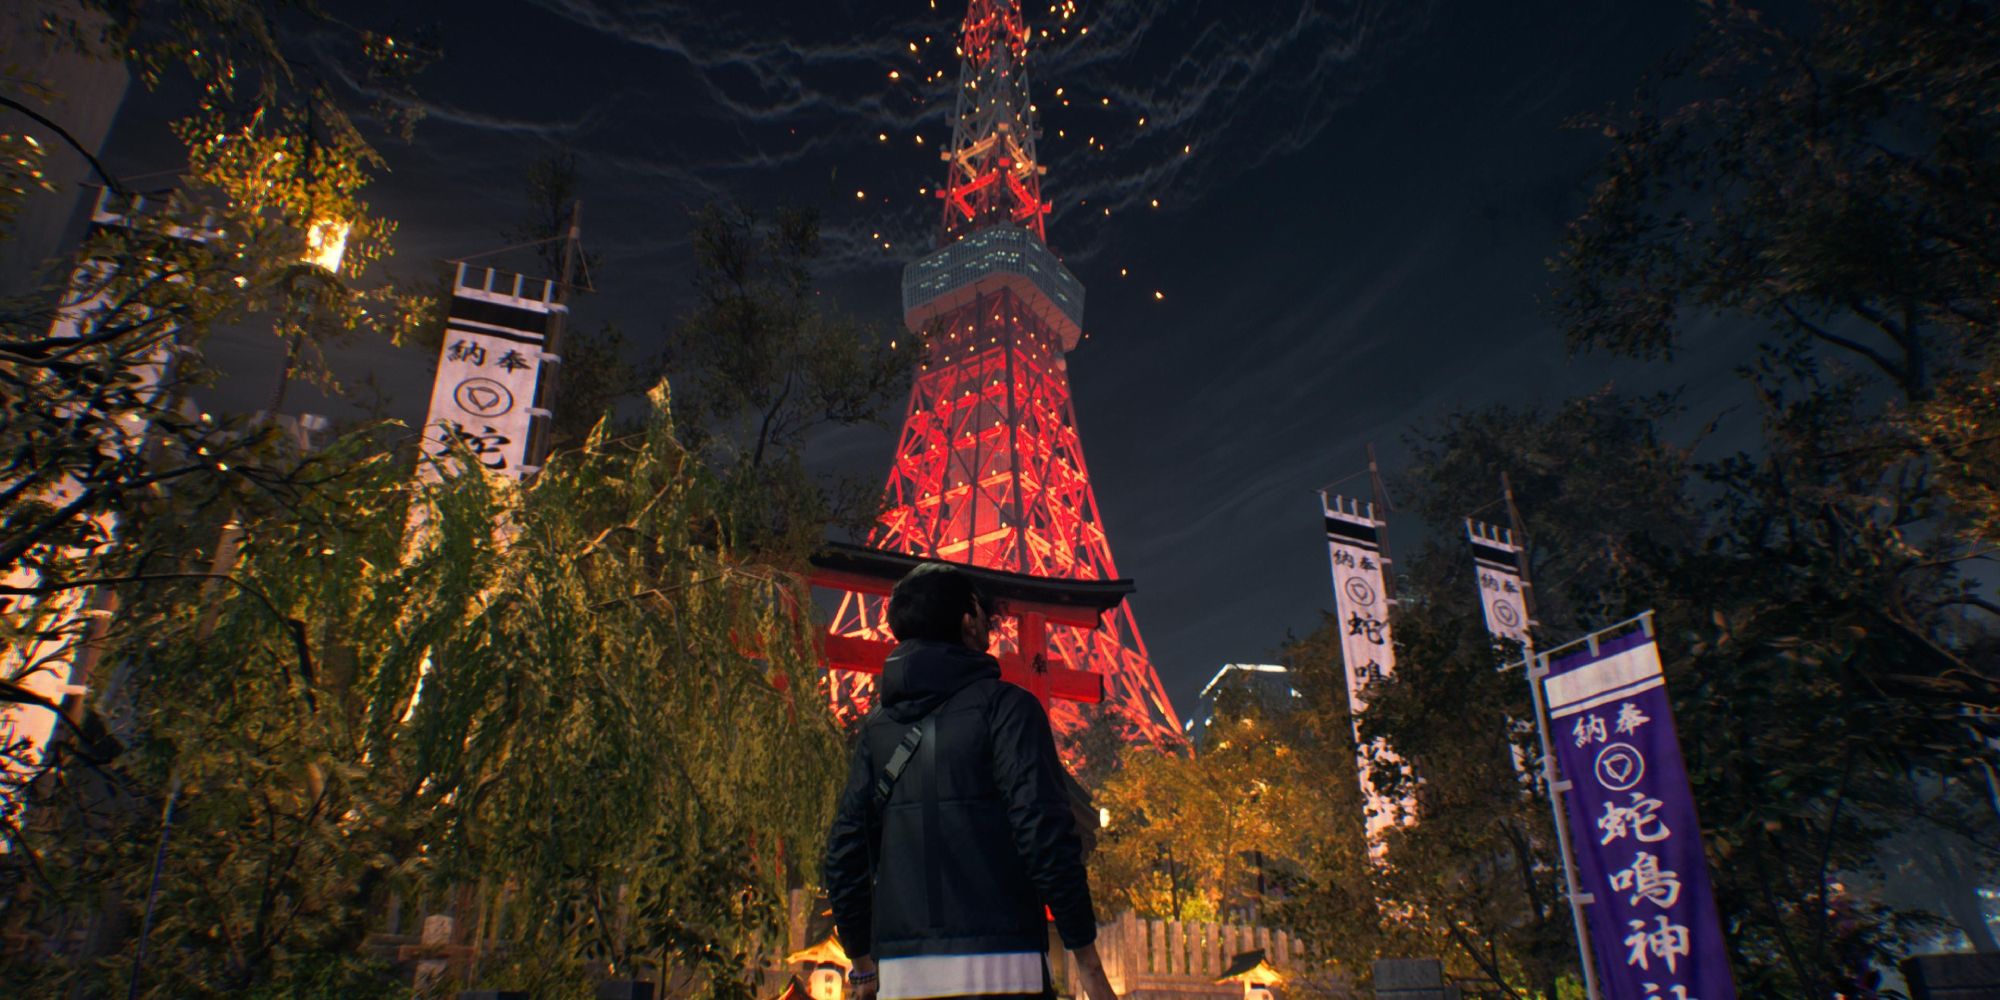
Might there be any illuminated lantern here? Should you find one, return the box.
[1216,949,1286,1000]
[785,933,852,1000]
[301,215,350,272]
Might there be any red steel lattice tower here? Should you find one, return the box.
[829,0,1181,747]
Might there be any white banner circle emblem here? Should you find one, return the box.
[1594,742,1646,792]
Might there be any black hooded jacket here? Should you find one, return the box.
[821,640,1097,960]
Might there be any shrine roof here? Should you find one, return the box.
[1217,950,1285,985]
[809,542,1134,615]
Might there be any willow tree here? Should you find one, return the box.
[8,388,844,997]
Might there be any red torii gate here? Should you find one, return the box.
[808,542,1128,712]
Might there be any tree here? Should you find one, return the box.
[1318,392,1705,998]
[1261,616,1384,987]
[1376,380,2000,995]
[2,0,433,868]
[496,151,651,447]
[666,204,914,544]
[1091,662,1366,929]
[3,7,861,998]
[6,389,846,998]
[1552,0,1999,404]
[1548,0,2000,987]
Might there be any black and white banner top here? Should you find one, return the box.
[420,264,561,480]
[1465,519,1531,648]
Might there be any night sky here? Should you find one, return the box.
[99,0,1762,721]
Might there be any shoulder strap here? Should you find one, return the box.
[873,722,926,806]
[871,679,987,808]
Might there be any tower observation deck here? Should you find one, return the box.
[828,0,1181,747]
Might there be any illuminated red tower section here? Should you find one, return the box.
[829,0,1181,747]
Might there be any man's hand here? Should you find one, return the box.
[1070,943,1118,1000]
[848,954,879,1000]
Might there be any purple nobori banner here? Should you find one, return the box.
[1544,630,1736,1000]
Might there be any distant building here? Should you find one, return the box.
[1184,664,1297,749]
[0,1,131,297]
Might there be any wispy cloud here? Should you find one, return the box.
[341,0,1434,274]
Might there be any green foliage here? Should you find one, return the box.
[3,9,868,998]
[494,151,652,448]
[1091,662,1367,931]
[1349,373,1997,995]
[12,389,843,996]
[1542,4,2000,987]
[654,202,915,550]
[1260,618,1384,982]
[2,0,434,662]
[669,203,913,473]
[1551,0,2000,402]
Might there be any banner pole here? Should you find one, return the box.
[1505,478,1602,999]
[1529,650,1603,1000]
[1365,444,1396,604]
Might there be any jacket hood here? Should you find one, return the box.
[878,640,1000,723]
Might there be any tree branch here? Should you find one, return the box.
[1776,303,1906,386]
[0,96,128,196]
[2,571,318,710]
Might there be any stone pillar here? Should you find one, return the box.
[595,982,657,1000]
[1373,959,1460,1000]
[415,915,455,993]
[1901,952,2000,999]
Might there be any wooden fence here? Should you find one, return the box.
[782,893,1304,1000]
[1072,911,1305,1000]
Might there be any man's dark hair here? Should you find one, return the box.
[888,563,993,644]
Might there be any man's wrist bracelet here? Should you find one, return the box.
[847,969,878,983]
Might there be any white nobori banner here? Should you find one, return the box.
[1465,519,1531,648]
[1322,493,1410,846]
[2,193,209,845]
[419,264,560,480]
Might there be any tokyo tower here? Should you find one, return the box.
[828,0,1181,747]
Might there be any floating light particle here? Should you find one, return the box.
[1138,117,1147,126]
[1150,199,1159,208]
[878,133,888,141]
[1184,144,1192,154]
[1153,291,1164,301]
[1101,97,1110,105]
[856,190,866,199]
[888,70,901,80]
[1119,268,1128,277]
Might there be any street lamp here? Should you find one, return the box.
[268,214,348,413]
